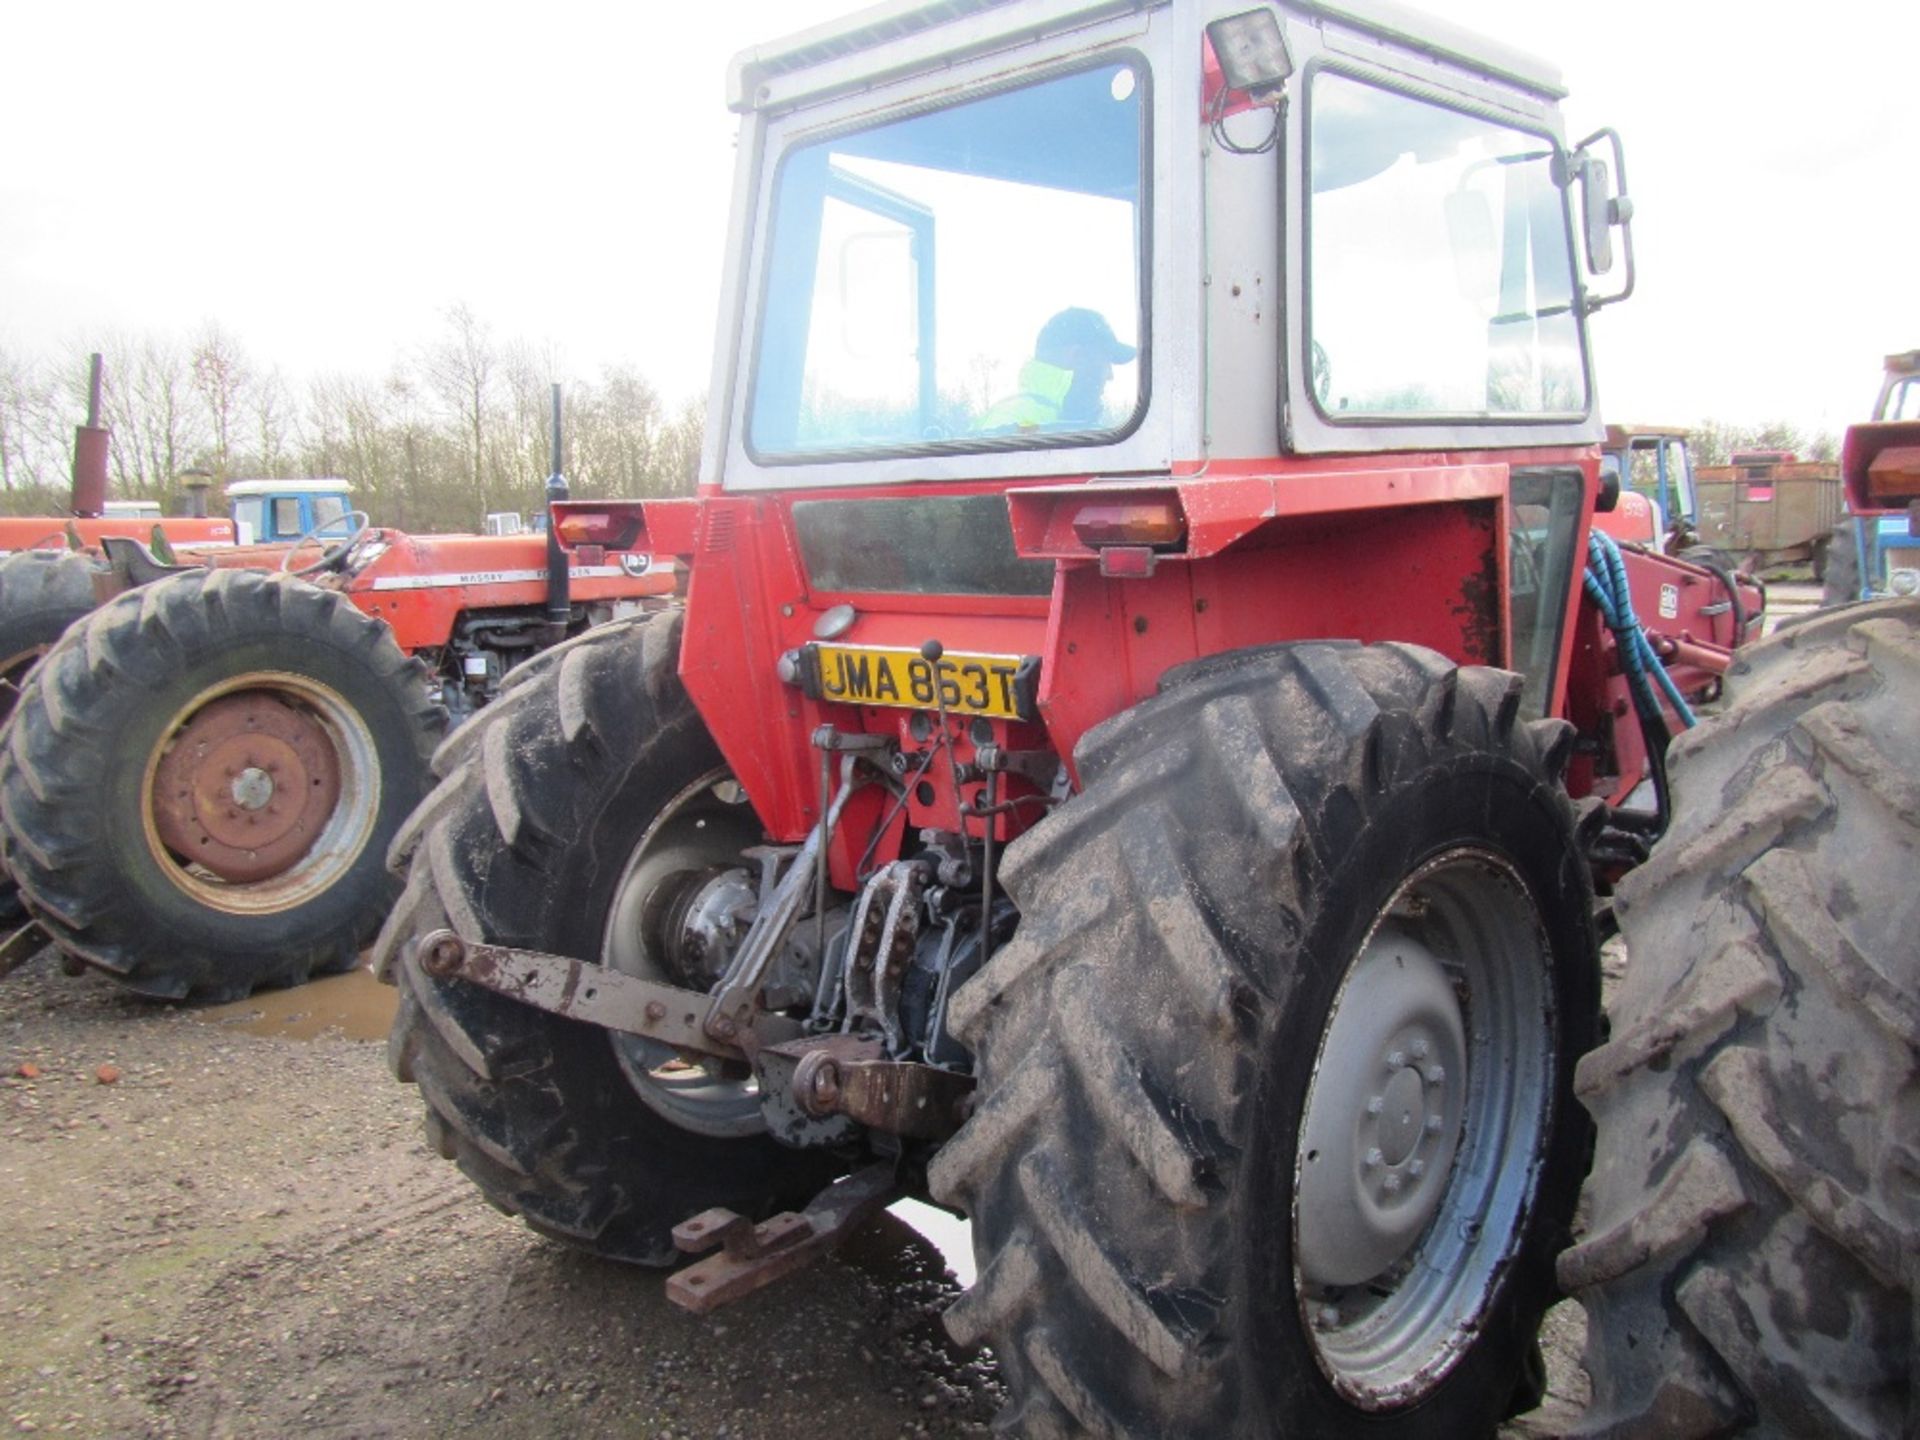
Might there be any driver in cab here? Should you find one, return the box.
[978,307,1136,433]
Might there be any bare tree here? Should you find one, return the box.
[421,304,495,508]
[1688,419,1838,467]
[245,366,296,477]
[0,346,60,493]
[191,322,250,480]
[94,334,210,501]
[6,314,706,525]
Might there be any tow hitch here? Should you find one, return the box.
[667,1162,897,1314]
[411,928,804,1057]
[414,928,969,1313]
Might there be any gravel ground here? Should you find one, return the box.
[1,941,1601,1439]
[0,950,999,1439]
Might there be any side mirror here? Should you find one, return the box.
[1579,156,1614,274]
[1566,128,1636,311]
[1596,456,1621,513]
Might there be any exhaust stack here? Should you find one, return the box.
[70,353,109,518]
[544,383,571,640]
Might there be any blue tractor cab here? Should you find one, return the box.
[223,479,362,548]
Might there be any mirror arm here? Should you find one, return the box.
[1575,127,1636,313]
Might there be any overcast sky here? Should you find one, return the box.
[3,0,1915,437]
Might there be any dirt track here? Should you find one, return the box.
[2,946,1596,1438]
[0,951,999,1439]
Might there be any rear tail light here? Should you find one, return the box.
[551,502,646,552]
[1071,500,1185,549]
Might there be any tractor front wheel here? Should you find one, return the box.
[931,642,1599,1437]
[0,568,444,997]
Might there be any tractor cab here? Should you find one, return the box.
[223,478,360,546]
[1600,423,1698,550]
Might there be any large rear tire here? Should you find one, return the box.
[0,568,445,998]
[930,642,1599,1437]
[0,550,98,925]
[1562,599,1918,1438]
[375,611,841,1264]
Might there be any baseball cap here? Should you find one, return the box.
[1037,307,1138,364]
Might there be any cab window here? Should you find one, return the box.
[1307,71,1586,421]
[749,61,1147,461]
[232,497,266,544]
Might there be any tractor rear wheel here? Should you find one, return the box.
[0,568,444,998]
[930,642,1599,1437]
[376,611,841,1264]
[0,550,98,924]
[1562,598,1918,1438]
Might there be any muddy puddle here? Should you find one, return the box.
[191,960,980,1282]
[194,960,396,1041]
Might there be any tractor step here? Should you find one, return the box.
[665,1162,896,1314]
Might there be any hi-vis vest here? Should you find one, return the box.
[978,359,1074,431]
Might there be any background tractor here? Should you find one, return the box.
[1824,348,1920,604]
[1601,422,1698,551]
[0,384,675,1000]
[365,3,1853,1437]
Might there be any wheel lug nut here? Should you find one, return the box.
[1408,1159,1425,1178]
[1425,1115,1443,1134]
[1424,1064,1446,1085]
[1386,1049,1406,1068]
[1383,1173,1403,1194]
[1366,1096,1384,1116]
[1314,1305,1339,1330]
[1411,1038,1429,1060]
[1363,1147,1383,1169]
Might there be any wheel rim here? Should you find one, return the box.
[139,672,379,915]
[1292,847,1554,1410]
[602,767,768,1139]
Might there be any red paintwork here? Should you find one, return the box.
[1592,491,1658,547]
[313,530,674,654]
[613,443,1743,886]
[0,516,236,553]
[1562,544,1759,807]
[1842,420,1920,513]
[182,528,673,658]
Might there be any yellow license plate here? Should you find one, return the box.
[812,644,1033,721]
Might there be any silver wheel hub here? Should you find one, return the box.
[230,767,275,811]
[1291,848,1556,1410]
[1298,930,1465,1287]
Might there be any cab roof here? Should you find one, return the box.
[223,478,353,497]
[728,0,1564,113]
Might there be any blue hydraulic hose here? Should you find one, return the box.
[1582,530,1697,730]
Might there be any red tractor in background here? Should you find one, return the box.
[366,3,1901,1436]
[0,379,674,1001]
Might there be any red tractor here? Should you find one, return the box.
[368,4,1845,1436]
[0,386,674,1000]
